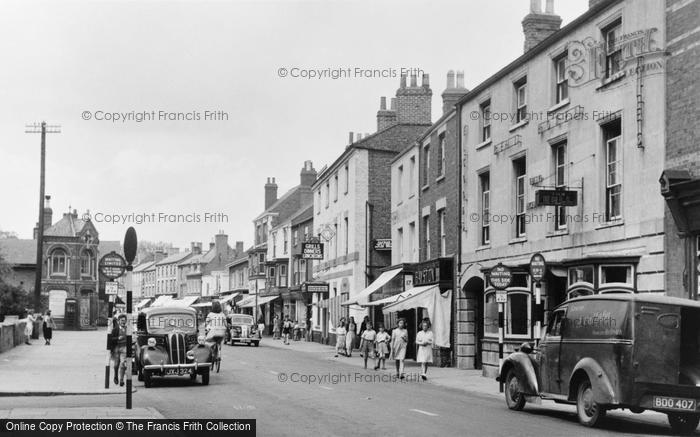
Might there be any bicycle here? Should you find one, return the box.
[205,329,223,374]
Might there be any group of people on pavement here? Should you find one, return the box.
[272,315,308,345]
[22,309,57,346]
[334,316,434,380]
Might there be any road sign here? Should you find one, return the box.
[123,227,138,265]
[529,253,547,283]
[535,189,577,207]
[99,252,127,280]
[302,242,324,260]
[496,290,508,303]
[489,263,512,290]
[105,281,119,295]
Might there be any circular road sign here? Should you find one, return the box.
[99,251,127,280]
[529,253,547,284]
[489,263,512,290]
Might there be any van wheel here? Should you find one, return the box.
[668,413,700,435]
[576,379,606,427]
[201,369,210,386]
[143,371,152,388]
[504,369,526,411]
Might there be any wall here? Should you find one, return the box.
[391,145,420,264]
[0,321,27,353]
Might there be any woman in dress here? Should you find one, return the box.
[390,318,408,379]
[42,310,57,345]
[374,324,390,370]
[335,321,347,357]
[24,310,36,345]
[345,316,357,357]
[416,318,434,380]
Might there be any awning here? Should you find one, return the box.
[341,268,402,306]
[383,285,452,348]
[168,296,199,308]
[365,285,435,306]
[238,295,278,308]
[191,302,213,308]
[150,295,174,307]
[219,292,241,304]
[135,299,152,310]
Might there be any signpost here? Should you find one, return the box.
[488,263,511,393]
[123,227,138,410]
[98,252,127,280]
[529,253,547,347]
[105,281,119,295]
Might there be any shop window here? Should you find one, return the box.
[511,272,529,288]
[506,290,531,337]
[600,265,633,285]
[568,265,594,287]
[484,291,498,336]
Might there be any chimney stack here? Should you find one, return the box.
[377,96,398,131]
[264,177,278,209]
[356,133,363,141]
[441,70,469,114]
[348,131,354,144]
[235,241,244,256]
[43,195,53,230]
[522,0,562,52]
[300,160,317,187]
[395,72,432,124]
[214,231,228,255]
[154,250,167,263]
[191,242,202,255]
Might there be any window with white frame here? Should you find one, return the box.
[604,119,622,221]
[397,227,404,261]
[397,164,404,203]
[317,191,321,214]
[333,174,338,202]
[344,217,349,255]
[437,134,446,178]
[80,250,94,278]
[555,54,568,103]
[283,228,288,254]
[554,142,567,231]
[409,156,416,190]
[423,215,430,260]
[438,209,446,256]
[279,264,287,287]
[481,100,491,142]
[409,221,416,260]
[51,249,67,276]
[293,229,298,247]
[506,288,531,337]
[422,145,430,187]
[480,172,490,245]
[514,158,527,237]
[604,19,622,78]
[325,182,330,208]
[344,164,349,194]
[272,232,277,257]
[303,225,310,242]
[515,77,527,123]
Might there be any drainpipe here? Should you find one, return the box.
[456,103,463,369]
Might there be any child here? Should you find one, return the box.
[282,316,292,345]
[391,318,408,379]
[335,321,347,357]
[359,321,376,369]
[416,318,434,380]
[374,324,390,370]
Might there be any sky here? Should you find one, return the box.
[0,0,589,250]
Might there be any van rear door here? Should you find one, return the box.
[634,302,680,384]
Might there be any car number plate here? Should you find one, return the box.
[165,368,190,376]
[653,396,697,411]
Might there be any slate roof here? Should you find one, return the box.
[0,239,36,265]
[156,251,192,266]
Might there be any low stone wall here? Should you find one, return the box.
[0,320,27,353]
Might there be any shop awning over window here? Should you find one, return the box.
[238,295,278,308]
[219,292,241,304]
[135,299,152,310]
[383,285,451,348]
[342,268,402,306]
[365,285,435,306]
[169,296,199,308]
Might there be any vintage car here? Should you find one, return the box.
[499,294,700,434]
[134,306,214,387]
[226,314,260,346]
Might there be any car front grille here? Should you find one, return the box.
[168,333,186,364]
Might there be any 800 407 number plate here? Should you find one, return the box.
[653,396,697,411]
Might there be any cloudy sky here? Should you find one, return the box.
[0,0,588,250]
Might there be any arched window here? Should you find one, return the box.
[81,249,94,278]
[50,249,68,276]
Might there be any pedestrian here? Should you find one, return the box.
[42,310,56,345]
[390,318,408,379]
[335,321,347,357]
[359,315,369,338]
[257,315,265,339]
[416,318,434,380]
[273,315,281,340]
[359,321,376,369]
[111,313,128,386]
[24,310,36,345]
[282,315,292,345]
[345,316,357,357]
[374,324,390,370]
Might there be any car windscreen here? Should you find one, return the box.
[565,300,630,339]
[229,315,253,325]
[146,313,197,334]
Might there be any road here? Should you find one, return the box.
[0,340,691,437]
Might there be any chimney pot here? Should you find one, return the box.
[410,74,417,87]
[545,0,554,13]
[530,0,541,13]
[380,96,386,110]
[400,74,407,88]
[349,131,354,144]
[422,73,430,87]
[446,70,455,89]
[390,98,396,110]
[356,133,363,141]
[456,71,465,88]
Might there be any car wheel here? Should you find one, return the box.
[504,369,526,411]
[668,413,700,435]
[143,371,152,388]
[576,379,606,427]
[201,369,210,386]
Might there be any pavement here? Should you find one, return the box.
[0,407,164,419]
[0,328,129,396]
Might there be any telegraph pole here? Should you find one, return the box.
[25,122,61,312]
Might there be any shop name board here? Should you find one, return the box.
[411,257,454,291]
[373,239,392,251]
[305,283,329,294]
[535,190,577,207]
[301,243,324,260]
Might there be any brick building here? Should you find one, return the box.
[660,0,700,299]
[312,73,432,345]
[457,0,668,375]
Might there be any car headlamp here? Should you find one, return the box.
[186,350,195,360]
[147,337,157,347]
[197,335,206,345]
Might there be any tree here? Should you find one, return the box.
[0,229,18,239]
[136,241,175,263]
[0,282,29,317]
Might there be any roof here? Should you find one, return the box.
[254,184,304,221]
[456,0,623,108]
[226,255,249,269]
[133,261,155,273]
[44,213,88,237]
[314,123,430,187]
[290,204,313,227]
[156,251,192,266]
[0,239,36,265]
[564,293,700,309]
